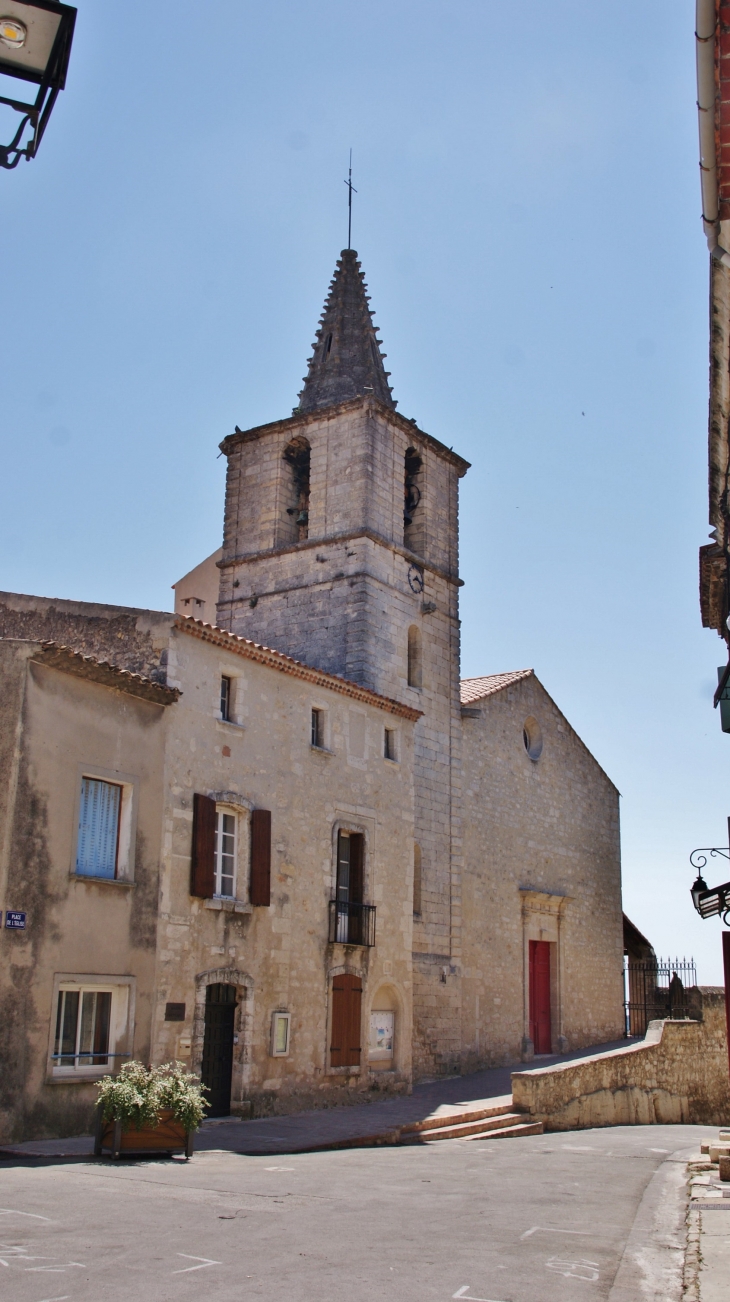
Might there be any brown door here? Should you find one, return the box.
[201,983,236,1116]
[529,940,552,1054]
[330,974,362,1067]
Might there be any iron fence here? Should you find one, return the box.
[623,956,697,1037]
[328,900,376,947]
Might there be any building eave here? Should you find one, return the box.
[219,396,471,476]
[175,617,423,721]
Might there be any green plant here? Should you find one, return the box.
[97,1061,208,1132]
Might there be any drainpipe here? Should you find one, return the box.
[697,0,730,264]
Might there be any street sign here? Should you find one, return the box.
[4,911,26,929]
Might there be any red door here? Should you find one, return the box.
[529,940,552,1054]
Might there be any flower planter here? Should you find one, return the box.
[94,1106,194,1159]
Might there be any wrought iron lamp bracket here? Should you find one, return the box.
[689,846,730,923]
[0,82,58,169]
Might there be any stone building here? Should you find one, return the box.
[206,248,624,1077]
[0,597,418,1140]
[0,247,624,1142]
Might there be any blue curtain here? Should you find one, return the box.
[76,778,121,878]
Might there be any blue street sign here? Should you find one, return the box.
[5,911,26,929]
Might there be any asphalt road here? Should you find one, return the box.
[0,1123,715,1302]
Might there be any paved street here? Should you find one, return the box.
[0,1123,716,1302]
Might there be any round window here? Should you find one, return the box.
[522,716,543,761]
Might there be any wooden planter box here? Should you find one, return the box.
[94,1107,194,1159]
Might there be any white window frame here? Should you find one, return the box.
[72,765,138,883]
[214,805,238,899]
[270,1011,291,1057]
[48,974,135,1081]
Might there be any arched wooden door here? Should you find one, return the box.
[201,983,237,1116]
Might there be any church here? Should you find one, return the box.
[0,249,624,1141]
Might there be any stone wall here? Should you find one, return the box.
[0,592,174,684]
[512,990,730,1129]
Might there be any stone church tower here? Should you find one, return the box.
[216,249,470,1075]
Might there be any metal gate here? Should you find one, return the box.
[623,957,697,1037]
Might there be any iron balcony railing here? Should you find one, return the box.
[623,956,697,1037]
[328,900,376,947]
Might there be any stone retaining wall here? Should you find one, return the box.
[511,988,729,1129]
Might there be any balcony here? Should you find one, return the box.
[328,900,376,947]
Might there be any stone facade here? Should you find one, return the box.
[460,670,624,1068]
[0,638,172,1142]
[0,601,418,1141]
[216,391,470,1078]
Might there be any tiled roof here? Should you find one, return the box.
[460,669,533,705]
[35,643,181,706]
[176,618,423,722]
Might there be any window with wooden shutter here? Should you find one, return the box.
[191,793,216,898]
[250,808,271,906]
[330,974,362,1068]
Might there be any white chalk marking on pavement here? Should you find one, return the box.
[36,1296,70,1301]
[264,1166,295,1171]
[0,1209,53,1221]
[451,1288,509,1301]
[172,1254,222,1274]
[562,1145,596,1152]
[649,1147,669,1153]
[546,1256,599,1281]
[520,1226,592,1239]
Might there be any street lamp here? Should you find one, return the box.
[688,821,730,1080]
[0,0,76,169]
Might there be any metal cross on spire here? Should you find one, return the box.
[344,149,357,250]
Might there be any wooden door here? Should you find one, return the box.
[201,983,236,1116]
[529,940,552,1054]
[330,974,362,1067]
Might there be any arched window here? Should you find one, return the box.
[407,625,422,689]
[404,447,424,552]
[279,436,310,545]
[413,843,422,916]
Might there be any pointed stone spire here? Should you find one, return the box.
[296,249,396,413]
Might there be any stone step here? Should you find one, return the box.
[399,1095,515,1135]
[402,1112,542,1143]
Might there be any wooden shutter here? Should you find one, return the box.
[330,974,362,1068]
[250,808,271,906]
[349,833,364,904]
[191,793,216,898]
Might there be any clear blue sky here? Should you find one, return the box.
[1,1,726,979]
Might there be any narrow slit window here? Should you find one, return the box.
[384,728,397,761]
[311,708,324,748]
[220,675,232,721]
[214,809,237,898]
[407,625,422,689]
[413,843,422,916]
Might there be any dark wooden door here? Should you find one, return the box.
[529,940,552,1054]
[201,983,236,1117]
[330,974,362,1067]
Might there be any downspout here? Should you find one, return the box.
[697,0,730,264]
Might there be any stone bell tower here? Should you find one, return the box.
[216,249,470,1077]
